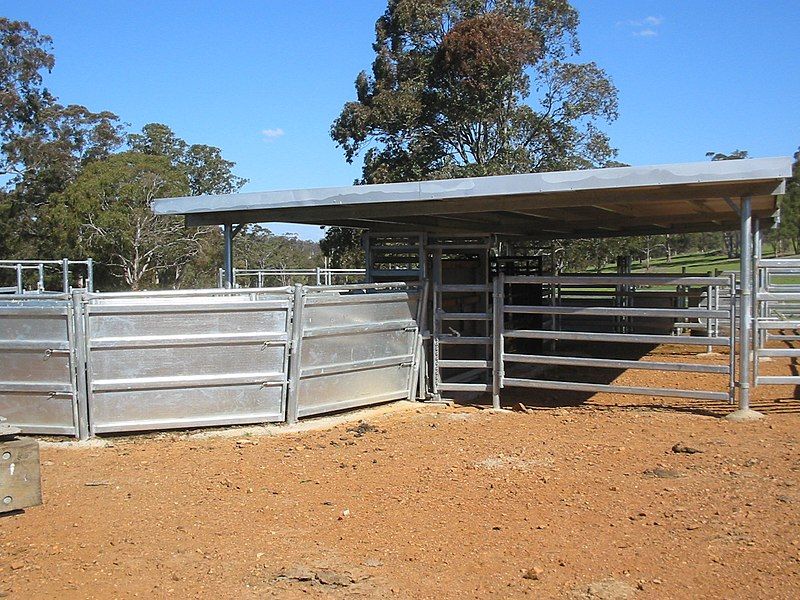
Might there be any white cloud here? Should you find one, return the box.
[261,128,285,141]
[617,15,664,37]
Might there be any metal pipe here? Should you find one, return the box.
[86,258,94,292]
[286,283,305,424]
[16,264,23,293]
[37,264,44,291]
[71,289,90,440]
[223,223,233,288]
[492,272,505,409]
[735,196,758,417]
[62,258,70,293]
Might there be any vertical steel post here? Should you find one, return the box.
[62,258,70,293]
[753,219,761,382]
[729,196,762,420]
[286,284,305,424]
[37,264,44,291]
[223,223,234,288]
[728,272,736,403]
[71,289,90,440]
[16,264,23,293]
[315,267,321,286]
[86,258,94,292]
[492,272,505,409]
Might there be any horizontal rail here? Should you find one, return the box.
[502,377,729,401]
[757,258,800,268]
[757,348,800,357]
[92,372,286,392]
[755,376,800,385]
[437,382,492,392]
[766,334,800,341]
[436,311,491,321]
[87,286,292,299]
[438,359,491,368]
[303,320,416,339]
[757,320,800,329]
[504,275,730,286]
[89,332,287,349]
[0,259,91,265]
[504,353,729,374]
[304,282,419,292]
[436,336,492,345]
[503,329,728,347]
[87,300,291,314]
[504,305,728,319]
[300,354,414,378]
[757,292,800,302]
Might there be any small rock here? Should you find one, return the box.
[236,438,258,446]
[643,468,684,479]
[316,570,353,586]
[10,561,24,571]
[362,557,383,568]
[338,508,350,520]
[278,566,314,582]
[672,442,702,454]
[522,566,544,580]
[512,402,531,413]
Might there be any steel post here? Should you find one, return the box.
[86,258,94,292]
[728,196,763,420]
[71,289,90,439]
[492,272,505,409]
[286,284,305,424]
[223,223,234,288]
[62,258,70,293]
[37,264,44,291]
[16,264,23,293]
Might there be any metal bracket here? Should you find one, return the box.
[723,197,741,216]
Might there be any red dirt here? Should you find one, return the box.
[2,347,799,599]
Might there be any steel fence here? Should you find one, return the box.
[289,283,422,420]
[495,274,736,404]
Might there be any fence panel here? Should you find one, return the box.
[84,289,292,433]
[497,274,736,404]
[754,258,800,386]
[293,287,420,418]
[0,296,80,435]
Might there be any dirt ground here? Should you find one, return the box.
[2,347,799,599]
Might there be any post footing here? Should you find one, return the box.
[724,408,765,422]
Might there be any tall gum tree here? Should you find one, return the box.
[326,0,619,263]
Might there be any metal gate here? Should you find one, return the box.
[289,283,422,420]
[495,274,737,403]
[0,294,85,436]
[430,237,494,397]
[83,288,293,434]
[753,257,800,386]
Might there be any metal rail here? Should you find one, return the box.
[496,273,736,404]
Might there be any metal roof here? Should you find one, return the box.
[153,157,792,239]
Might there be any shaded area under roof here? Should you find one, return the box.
[153,157,792,239]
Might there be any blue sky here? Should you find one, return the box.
[3,1,798,241]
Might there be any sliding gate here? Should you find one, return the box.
[495,274,737,403]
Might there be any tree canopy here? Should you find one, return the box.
[331,0,618,185]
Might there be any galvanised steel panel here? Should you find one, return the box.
[0,299,79,435]
[296,292,419,417]
[303,293,418,328]
[89,343,285,381]
[300,329,414,369]
[297,364,412,418]
[86,294,291,433]
[90,383,285,433]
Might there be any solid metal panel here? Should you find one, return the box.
[90,383,284,433]
[89,343,285,381]
[297,364,411,417]
[86,295,291,432]
[300,329,415,369]
[296,291,420,416]
[0,390,76,434]
[0,298,78,436]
